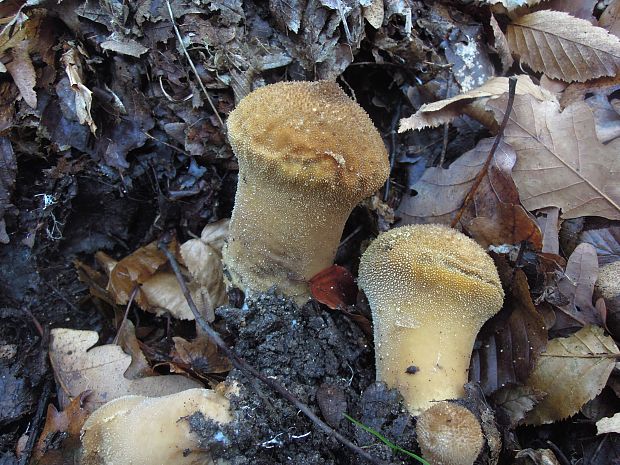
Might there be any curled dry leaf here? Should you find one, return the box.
[523,325,619,425]
[61,47,97,134]
[506,11,620,82]
[470,266,548,395]
[514,449,562,465]
[179,219,229,314]
[397,137,542,249]
[309,265,358,310]
[171,335,232,378]
[398,75,552,132]
[32,391,94,463]
[554,243,602,331]
[490,14,514,73]
[488,94,620,220]
[580,226,620,266]
[49,328,201,409]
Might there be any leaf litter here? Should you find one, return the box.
[2,0,620,463]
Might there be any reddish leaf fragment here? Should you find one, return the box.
[171,336,232,378]
[309,265,357,310]
[316,383,347,428]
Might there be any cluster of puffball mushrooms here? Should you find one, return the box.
[81,81,504,465]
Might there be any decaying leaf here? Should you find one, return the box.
[49,328,201,409]
[597,412,620,434]
[536,207,560,254]
[523,325,619,425]
[5,40,36,108]
[309,265,358,310]
[363,0,384,29]
[601,0,620,38]
[471,267,548,395]
[485,0,542,11]
[491,384,546,427]
[171,336,231,378]
[180,219,230,316]
[554,243,602,330]
[397,138,542,249]
[32,391,94,464]
[542,0,596,21]
[514,449,562,465]
[581,226,620,266]
[490,14,513,73]
[488,94,620,220]
[399,75,552,132]
[506,11,620,82]
[60,47,97,134]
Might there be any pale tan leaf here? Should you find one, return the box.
[523,325,619,425]
[600,0,620,38]
[5,40,36,108]
[363,0,383,29]
[61,48,97,134]
[596,412,620,434]
[490,14,514,73]
[488,94,620,220]
[140,272,196,320]
[49,328,202,409]
[485,0,542,11]
[399,75,552,132]
[507,11,620,82]
[100,33,148,57]
[180,219,230,312]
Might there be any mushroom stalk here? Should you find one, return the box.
[226,175,356,300]
[358,224,504,415]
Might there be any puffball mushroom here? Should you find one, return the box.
[80,388,231,465]
[358,224,504,414]
[223,80,389,303]
[416,402,484,465]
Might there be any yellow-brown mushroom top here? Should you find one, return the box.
[358,224,504,327]
[416,402,484,465]
[227,80,389,201]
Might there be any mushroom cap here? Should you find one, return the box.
[358,224,504,326]
[80,388,231,465]
[226,80,389,201]
[416,402,484,465]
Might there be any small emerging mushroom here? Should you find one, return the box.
[358,224,504,414]
[223,81,389,303]
[416,401,484,465]
[80,388,231,465]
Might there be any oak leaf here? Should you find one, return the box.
[488,94,620,220]
[506,11,620,82]
[49,328,201,409]
[523,325,619,425]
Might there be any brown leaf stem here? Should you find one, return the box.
[158,234,388,465]
[451,77,517,229]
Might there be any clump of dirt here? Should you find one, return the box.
[203,292,418,465]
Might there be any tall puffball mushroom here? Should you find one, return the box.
[416,402,484,465]
[358,224,504,414]
[223,81,390,303]
[80,389,231,465]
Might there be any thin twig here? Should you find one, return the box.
[18,377,52,465]
[113,284,139,345]
[451,77,518,229]
[158,234,387,465]
[383,101,402,202]
[439,78,452,168]
[165,0,225,131]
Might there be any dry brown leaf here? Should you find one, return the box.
[506,11,620,82]
[581,226,620,266]
[515,449,562,465]
[523,325,619,425]
[399,75,552,132]
[541,0,596,21]
[553,243,602,330]
[596,412,620,434]
[490,14,514,73]
[5,40,36,108]
[491,384,546,427]
[49,328,202,409]
[536,207,560,254]
[486,0,542,11]
[601,0,620,38]
[60,48,97,134]
[171,335,232,378]
[180,219,229,313]
[488,94,620,220]
[396,137,542,249]
[32,391,94,464]
[100,33,149,57]
[560,74,620,108]
[471,266,548,395]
